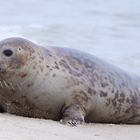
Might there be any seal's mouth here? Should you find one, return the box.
[0,60,7,74]
[0,67,6,73]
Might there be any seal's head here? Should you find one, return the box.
[0,37,38,104]
[0,37,36,76]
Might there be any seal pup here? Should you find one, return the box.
[0,37,140,126]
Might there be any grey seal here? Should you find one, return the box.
[0,37,140,125]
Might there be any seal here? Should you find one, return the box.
[0,37,140,125]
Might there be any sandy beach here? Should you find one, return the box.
[0,113,139,140]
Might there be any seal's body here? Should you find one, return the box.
[0,37,140,125]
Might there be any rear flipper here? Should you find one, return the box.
[60,91,91,126]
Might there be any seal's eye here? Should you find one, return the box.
[3,49,13,57]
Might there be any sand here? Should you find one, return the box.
[0,113,139,140]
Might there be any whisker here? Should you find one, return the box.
[9,82,15,90]
[0,81,3,88]
[17,84,22,91]
[3,81,9,89]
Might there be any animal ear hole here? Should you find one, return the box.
[18,47,22,51]
[3,49,13,57]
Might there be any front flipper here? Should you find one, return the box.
[61,91,91,126]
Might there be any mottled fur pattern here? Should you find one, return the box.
[0,37,140,125]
